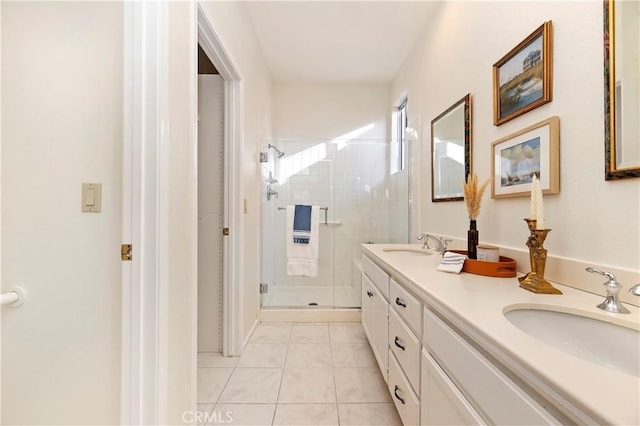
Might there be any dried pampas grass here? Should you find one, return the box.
[463,174,490,220]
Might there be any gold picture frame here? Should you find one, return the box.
[491,116,560,199]
[493,21,553,126]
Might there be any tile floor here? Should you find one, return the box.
[197,322,402,425]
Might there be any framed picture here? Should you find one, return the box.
[491,116,559,199]
[493,21,553,126]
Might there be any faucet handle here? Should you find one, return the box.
[586,267,630,314]
[416,233,430,250]
[629,284,640,296]
[585,267,618,286]
[441,239,452,252]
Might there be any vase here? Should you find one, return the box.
[467,220,478,259]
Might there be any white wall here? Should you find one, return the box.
[393,1,640,276]
[199,2,272,342]
[1,2,122,423]
[272,82,389,140]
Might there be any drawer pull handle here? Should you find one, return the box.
[394,336,405,351]
[367,291,373,298]
[393,385,405,405]
[395,297,407,308]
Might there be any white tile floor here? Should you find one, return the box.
[197,323,402,425]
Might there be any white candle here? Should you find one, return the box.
[530,176,538,220]
[535,179,545,229]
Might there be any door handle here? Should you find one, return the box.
[395,297,406,308]
[394,336,405,351]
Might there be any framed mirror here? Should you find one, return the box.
[431,94,472,201]
[604,0,640,180]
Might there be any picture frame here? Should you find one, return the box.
[491,116,559,199]
[493,21,553,126]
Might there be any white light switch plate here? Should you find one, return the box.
[82,183,102,213]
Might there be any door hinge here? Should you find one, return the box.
[223,227,229,236]
[121,244,132,261]
[260,283,269,294]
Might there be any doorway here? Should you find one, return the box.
[197,46,224,353]
[197,4,245,358]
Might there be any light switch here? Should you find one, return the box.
[82,183,102,213]
[86,188,96,206]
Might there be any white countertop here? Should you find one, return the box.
[362,244,640,425]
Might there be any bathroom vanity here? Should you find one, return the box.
[361,244,640,425]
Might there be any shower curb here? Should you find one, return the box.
[260,308,361,323]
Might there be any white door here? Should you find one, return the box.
[198,74,224,352]
[1,2,122,424]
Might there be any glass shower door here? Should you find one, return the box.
[261,139,337,308]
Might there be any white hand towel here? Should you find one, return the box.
[286,205,320,277]
[437,252,467,274]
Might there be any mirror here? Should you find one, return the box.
[431,94,472,202]
[604,0,640,179]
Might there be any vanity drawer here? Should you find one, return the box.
[389,352,420,426]
[389,308,421,394]
[421,349,486,425]
[423,308,559,425]
[362,254,390,300]
[390,278,422,335]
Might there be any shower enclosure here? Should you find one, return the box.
[260,138,408,309]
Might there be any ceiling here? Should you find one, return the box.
[245,1,441,83]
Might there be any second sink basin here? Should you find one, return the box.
[382,248,432,256]
[504,306,639,377]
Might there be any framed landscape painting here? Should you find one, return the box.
[493,21,553,126]
[491,116,560,199]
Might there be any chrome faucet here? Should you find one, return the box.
[586,267,630,314]
[417,233,451,253]
[266,185,278,201]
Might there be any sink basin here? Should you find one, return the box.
[382,248,432,256]
[504,307,640,377]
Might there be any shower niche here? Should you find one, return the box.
[260,138,409,309]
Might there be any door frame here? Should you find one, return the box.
[197,3,244,359]
[121,3,169,423]
[121,3,244,423]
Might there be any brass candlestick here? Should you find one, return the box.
[519,218,562,295]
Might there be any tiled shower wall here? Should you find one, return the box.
[261,139,408,307]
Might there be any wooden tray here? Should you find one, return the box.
[447,250,517,278]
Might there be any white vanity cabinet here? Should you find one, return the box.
[389,347,421,425]
[388,278,423,425]
[422,307,560,425]
[421,348,485,425]
[362,251,564,426]
[362,256,390,381]
[361,273,375,342]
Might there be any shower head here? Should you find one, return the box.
[268,144,285,158]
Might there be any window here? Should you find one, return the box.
[391,99,407,174]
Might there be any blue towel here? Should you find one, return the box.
[293,204,312,244]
